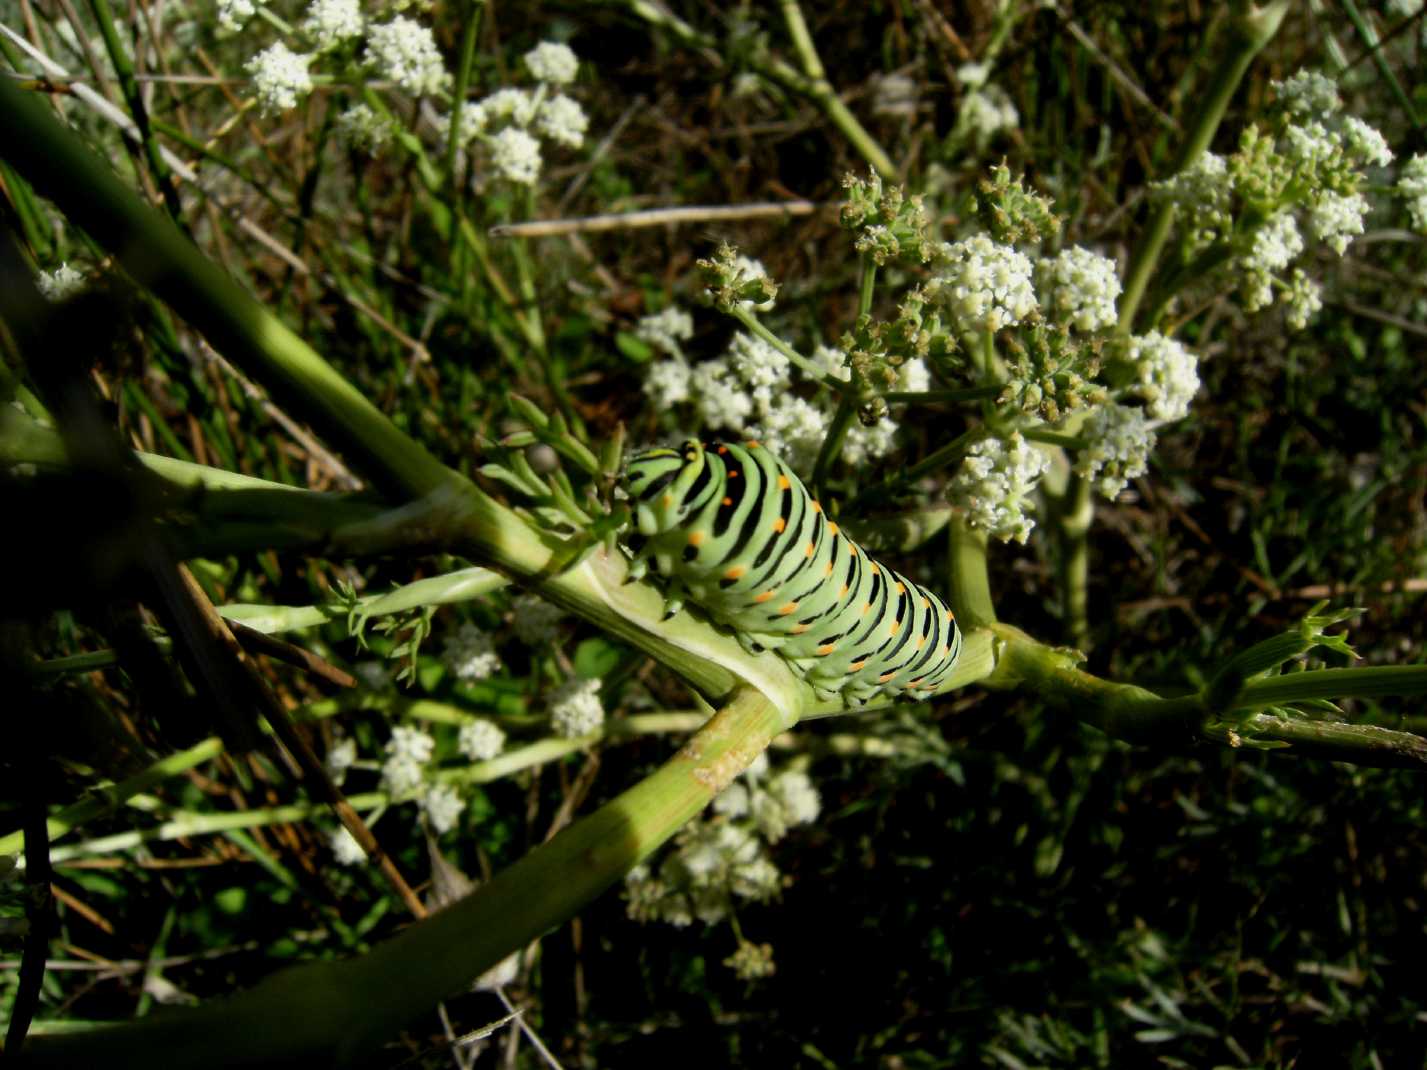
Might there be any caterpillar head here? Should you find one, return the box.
[622,439,710,536]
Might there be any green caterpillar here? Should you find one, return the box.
[622,439,962,704]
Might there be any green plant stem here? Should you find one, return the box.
[1116,1,1289,332]
[1233,665,1427,708]
[18,689,786,1068]
[0,77,458,503]
[0,737,223,858]
[85,0,182,221]
[728,305,842,389]
[1053,472,1093,651]
[947,516,996,630]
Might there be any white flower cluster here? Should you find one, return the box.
[512,593,564,644]
[335,103,392,152]
[329,826,367,866]
[302,0,363,51]
[956,62,1018,144]
[931,235,1038,335]
[420,783,465,834]
[1126,332,1199,422]
[1035,246,1121,333]
[1153,152,1232,244]
[1242,213,1303,311]
[650,332,925,474]
[437,42,587,184]
[625,755,817,930]
[949,432,1050,544]
[36,263,85,301]
[217,0,255,34]
[366,16,450,97]
[1397,153,1427,233]
[442,620,501,682]
[458,718,506,761]
[381,724,435,798]
[247,43,313,115]
[1270,70,1341,117]
[523,41,578,86]
[549,677,604,738]
[1075,404,1156,499]
[1283,269,1323,331]
[325,736,358,785]
[635,306,695,359]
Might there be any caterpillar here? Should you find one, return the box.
[621,439,962,705]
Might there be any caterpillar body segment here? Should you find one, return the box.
[622,440,962,704]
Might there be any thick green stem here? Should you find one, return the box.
[1117,1,1289,332]
[947,516,996,631]
[18,689,786,1068]
[1053,472,1093,651]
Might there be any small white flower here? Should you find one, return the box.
[1036,246,1121,333]
[458,718,506,762]
[957,61,992,89]
[811,344,850,382]
[381,754,426,798]
[958,85,1019,142]
[328,826,367,866]
[387,724,436,763]
[1248,212,1303,273]
[1341,116,1393,168]
[421,783,465,834]
[750,395,826,472]
[523,41,578,86]
[1282,120,1339,171]
[896,358,930,394]
[1397,152,1427,233]
[949,432,1050,543]
[1152,152,1232,241]
[326,737,358,784]
[475,87,538,129]
[535,94,588,148]
[691,358,753,431]
[1126,332,1199,423]
[489,126,542,184]
[872,71,918,118]
[932,235,1038,335]
[770,770,821,827]
[442,621,501,682]
[635,306,694,357]
[712,782,750,818]
[1272,70,1341,116]
[36,263,85,301]
[335,103,392,152]
[247,43,313,115]
[302,0,363,51]
[217,0,255,34]
[549,677,604,738]
[730,856,781,901]
[366,16,450,96]
[1307,190,1368,255]
[512,593,564,644]
[1283,269,1323,331]
[643,360,692,408]
[1075,404,1157,499]
[842,417,899,466]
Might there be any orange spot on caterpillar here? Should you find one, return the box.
[777,474,791,490]
[772,517,786,533]
[817,643,837,655]
[917,637,927,649]
[828,522,839,536]
[922,596,930,608]
[839,584,849,596]
[861,603,872,616]
[848,660,868,672]
[890,620,900,635]
[804,542,815,557]
[896,582,905,594]
[722,496,733,506]
[728,470,740,478]
[754,591,776,604]
[811,500,822,513]
[879,672,896,683]
[687,531,704,546]
[661,494,673,507]
[724,565,747,580]
[717,446,728,454]
[871,564,880,576]
[777,602,799,615]
[745,440,761,449]
[825,562,834,576]
[790,624,810,634]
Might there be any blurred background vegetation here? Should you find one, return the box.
[2,0,1426,1066]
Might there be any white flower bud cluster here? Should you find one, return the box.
[441,621,501,682]
[458,718,506,762]
[626,756,818,932]
[217,0,255,34]
[635,306,695,359]
[366,16,450,96]
[1397,153,1427,233]
[301,0,363,52]
[325,737,358,785]
[549,677,604,738]
[381,724,435,798]
[931,235,1039,335]
[1270,70,1342,117]
[949,432,1051,544]
[1126,332,1199,423]
[247,43,313,115]
[36,263,85,301]
[335,103,392,152]
[1036,246,1121,333]
[1283,269,1323,331]
[956,63,1018,144]
[1075,404,1157,499]
[329,826,367,866]
[420,783,465,834]
[522,41,578,86]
